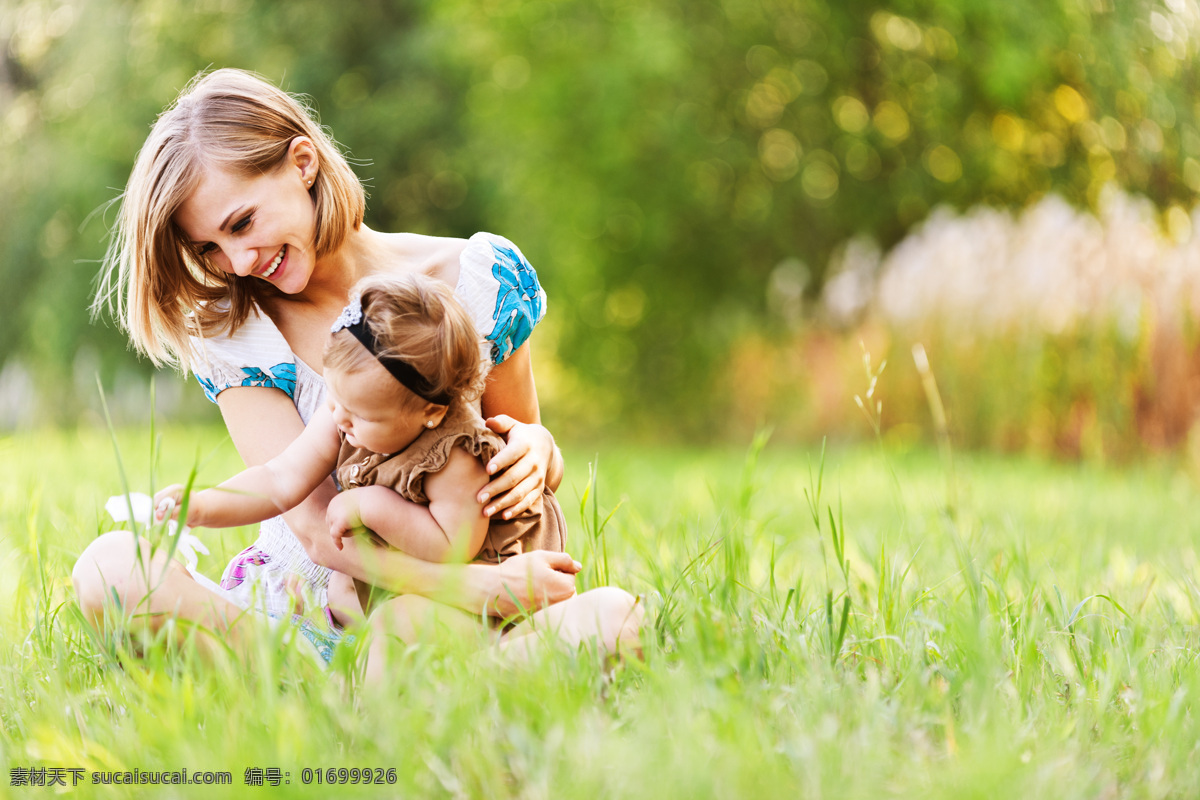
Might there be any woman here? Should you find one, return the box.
[73,68,641,664]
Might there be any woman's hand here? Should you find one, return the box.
[479,415,562,519]
[478,550,581,617]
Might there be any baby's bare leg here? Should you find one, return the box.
[364,594,490,684]
[326,571,365,627]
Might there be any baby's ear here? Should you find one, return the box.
[423,402,450,429]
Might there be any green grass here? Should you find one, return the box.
[2,423,1200,798]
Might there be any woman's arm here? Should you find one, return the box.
[478,342,564,518]
[215,385,576,614]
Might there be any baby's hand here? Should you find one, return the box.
[153,485,185,522]
[326,491,364,551]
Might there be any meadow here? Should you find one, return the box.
[1,419,1199,798]
[0,417,1190,796]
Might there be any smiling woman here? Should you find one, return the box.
[76,68,642,672]
[95,70,366,366]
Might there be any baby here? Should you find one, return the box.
[156,273,565,573]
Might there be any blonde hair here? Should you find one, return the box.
[324,273,484,412]
[92,68,366,370]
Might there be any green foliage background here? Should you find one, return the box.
[4,0,1197,436]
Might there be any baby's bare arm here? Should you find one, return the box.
[343,448,490,563]
[155,407,341,529]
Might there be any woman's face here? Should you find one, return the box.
[174,144,319,295]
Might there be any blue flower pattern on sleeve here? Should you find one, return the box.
[240,363,297,396]
[487,244,544,365]
[195,362,297,403]
[196,375,221,404]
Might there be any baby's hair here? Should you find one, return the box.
[92,68,366,371]
[324,273,484,412]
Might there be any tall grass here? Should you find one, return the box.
[731,190,1200,459]
[1,422,1200,797]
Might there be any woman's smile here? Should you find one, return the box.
[258,244,287,280]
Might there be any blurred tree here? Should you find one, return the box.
[3,0,1198,435]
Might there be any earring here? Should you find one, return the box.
[306,179,313,187]
[425,420,435,428]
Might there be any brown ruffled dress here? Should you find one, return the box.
[334,401,566,564]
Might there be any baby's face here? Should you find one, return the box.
[325,364,425,455]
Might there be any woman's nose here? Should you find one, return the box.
[229,246,258,277]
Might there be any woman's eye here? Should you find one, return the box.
[197,242,217,256]
[231,215,252,233]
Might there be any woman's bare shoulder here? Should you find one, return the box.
[377,232,471,283]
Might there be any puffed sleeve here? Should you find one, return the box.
[454,232,548,366]
[188,308,298,403]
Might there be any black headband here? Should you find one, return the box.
[331,298,453,406]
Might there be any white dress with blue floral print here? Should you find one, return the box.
[186,233,547,660]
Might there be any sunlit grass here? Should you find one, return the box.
[2,423,1200,797]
